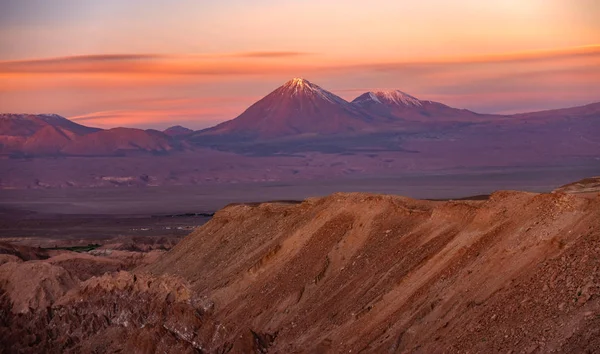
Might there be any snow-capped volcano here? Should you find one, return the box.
[352,90,481,122]
[201,78,372,139]
[353,90,424,107]
[282,78,349,105]
[197,80,489,141]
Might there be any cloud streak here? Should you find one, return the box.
[227,51,313,58]
[0,51,317,75]
[70,108,232,129]
[0,46,597,76]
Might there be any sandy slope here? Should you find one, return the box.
[1,189,599,352]
[147,191,600,352]
[554,176,600,195]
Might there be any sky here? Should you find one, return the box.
[0,0,599,129]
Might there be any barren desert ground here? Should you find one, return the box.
[3,166,599,215]
[0,176,599,352]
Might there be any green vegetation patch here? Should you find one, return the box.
[43,243,101,253]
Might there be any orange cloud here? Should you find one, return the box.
[426,45,600,65]
[70,108,226,129]
[0,52,319,76]
[226,51,314,58]
[0,46,597,76]
[67,95,261,129]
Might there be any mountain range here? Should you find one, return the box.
[0,114,185,156]
[0,78,598,188]
[2,78,598,157]
[196,78,499,142]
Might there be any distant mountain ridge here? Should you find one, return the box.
[197,78,505,142]
[0,113,99,137]
[0,114,184,156]
[61,127,180,156]
[352,90,485,122]
[163,125,193,137]
[1,78,599,158]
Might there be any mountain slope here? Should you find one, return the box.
[0,114,186,156]
[62,128,180,156]
[163,125,193,137]
[0,114,99,137]
[21,125,76,154]
[553,176,600,194]
[352,90,486,122]
[199,78,373,139]
[146,191,600,352]
[0,114,100,155]
[2,188,600,352]
[513,101,600,121]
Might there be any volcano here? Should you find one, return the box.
[352,90,484,122]
[200,78,373,139]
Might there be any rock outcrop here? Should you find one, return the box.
[0,272,229,353]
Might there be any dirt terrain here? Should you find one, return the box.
[0,211,207,248]
[1,187,600,352]
[0,271,228,353]
[145,190,600,352]
[3,167,600,215]
[554,176,600,196]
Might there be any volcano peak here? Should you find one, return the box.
[282,77,317,93]
[279,78,347,105]
[201,78,369,138]
[364,90,423,107]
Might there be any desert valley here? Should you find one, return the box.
[1,177,600,352]
[1,77,599,353]
[2,1,600,352]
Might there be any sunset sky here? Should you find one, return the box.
[1,0,599,129]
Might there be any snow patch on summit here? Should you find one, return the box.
[351,90,424,107]
[38,114,68,122]
[281,78,348,105]
[368,92,382,104]
[372,90,423,107]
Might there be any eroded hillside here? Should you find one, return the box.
[554,176,600,195]
[0,272,228,353]
[146,191,600,352]
[1,190,599,353]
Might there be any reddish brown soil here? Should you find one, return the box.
[0,261,78,314]
[146,191,600,352]
[554,176,600,196]
[1,190,599,352]
[0,240,174,314]
[0,242,50,261]
[1,272,229,353]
